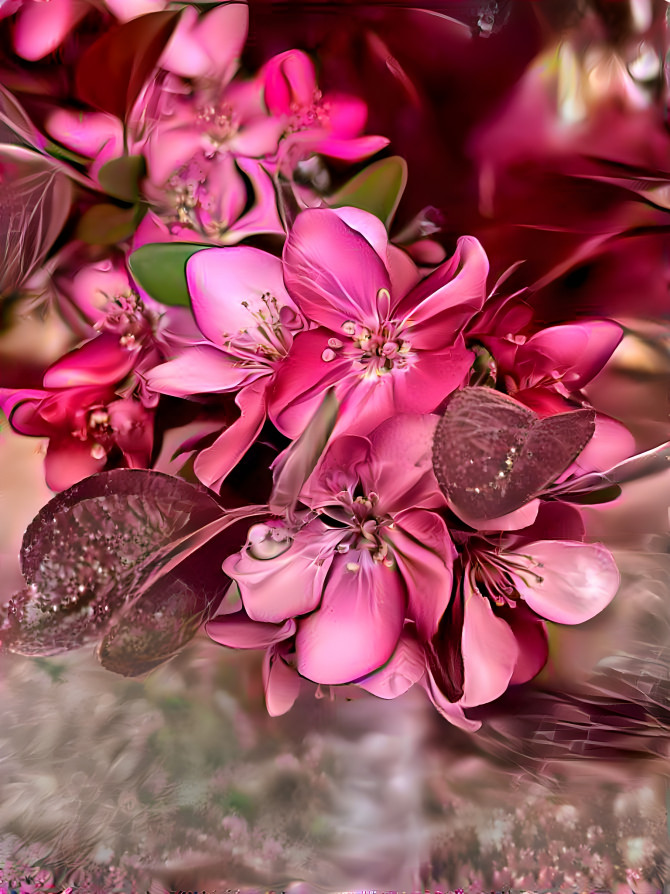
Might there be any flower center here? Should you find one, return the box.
[330,490,394,564]
[322,317,412,377]
[466,540,544,608]
[197,101,240,157]
[96,289,154,347]
[221,292,298,362]
[287,90,330,133]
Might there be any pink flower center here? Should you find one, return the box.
[197,101,240,157]
[322,316,412,377]
[329,490,394,565]
[95,290,154,347]
[287,90,330,133]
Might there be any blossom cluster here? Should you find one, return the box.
[0,0,667,730]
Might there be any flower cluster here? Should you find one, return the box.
[0,0,668,731]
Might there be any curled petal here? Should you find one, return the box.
[356,628,425,699]
[511,540,619,624]
[207,611,296,650]
[222,522,338,624]
[396,236,489,348]
[295,551,405,685]
[263,645,301,717]
[389,509,455,641]
[193,381,268,491]
[43,333,137,388]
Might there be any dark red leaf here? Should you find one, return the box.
[75,11,181,120]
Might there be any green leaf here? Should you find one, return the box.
[128,242,211,306]
[76,202,144,245]
[98,154,146,202]
[330,156,407,228]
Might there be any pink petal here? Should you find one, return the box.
[14,0,85,60]
[107,398,153,467]
[283,208,391,331]
[397,236,489,349]
[389,339,473,413]
[421,672,482,731]
[160,4,248,81]
[389,509,455,640]
[263,646,301,716]
[46,109,122,160]
[146,345,260,396]
[228,116,284,158]
[455,499,541,533]
[295,551,405,684]
[268,328,355,439]
[301,433,370,508]
[44,436,107,491]
[263,50,316,115]
[520,320,623,390]
[309,134,391,161]
[187,246,296,347]
[325,94,368,138]
[503,604,548,685]
[367,413,445,512]
[330,206,390,270]
[223,522,337,624]
[511,540,620,624]
[193,380,268,491]
[568,414,636,477]
[43,333,136,388]
[207,612,296,649]
[356,628,425,699]
[145,126,202,186]
[460,581,518,708]
[104,0,167,21]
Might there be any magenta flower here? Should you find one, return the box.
[270,206,487,439]
[208,414,468,723]
[261,49,390,171]
[1,261,188,490]
[146,246,306,490]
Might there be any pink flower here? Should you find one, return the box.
[1,261,187,490]
[208,414,468,723]
[270,206,487,439]
[146,245,305,490]
[261,49,390,171]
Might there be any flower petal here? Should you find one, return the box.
[295,551,405,684]
[43,333,136,388]
[44,437,107,491]
[263,646,301,716]
[460,581,518,708]
[207,611,296,649]
[193,380,268,491]
[283,208,391,331]
[389,509,455,641]
[146,344,259,396]
[512,540,620,624]
[187,246,296,347]
[397,236,489,349]
[223,522,338,624]
[356,628,425,699]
